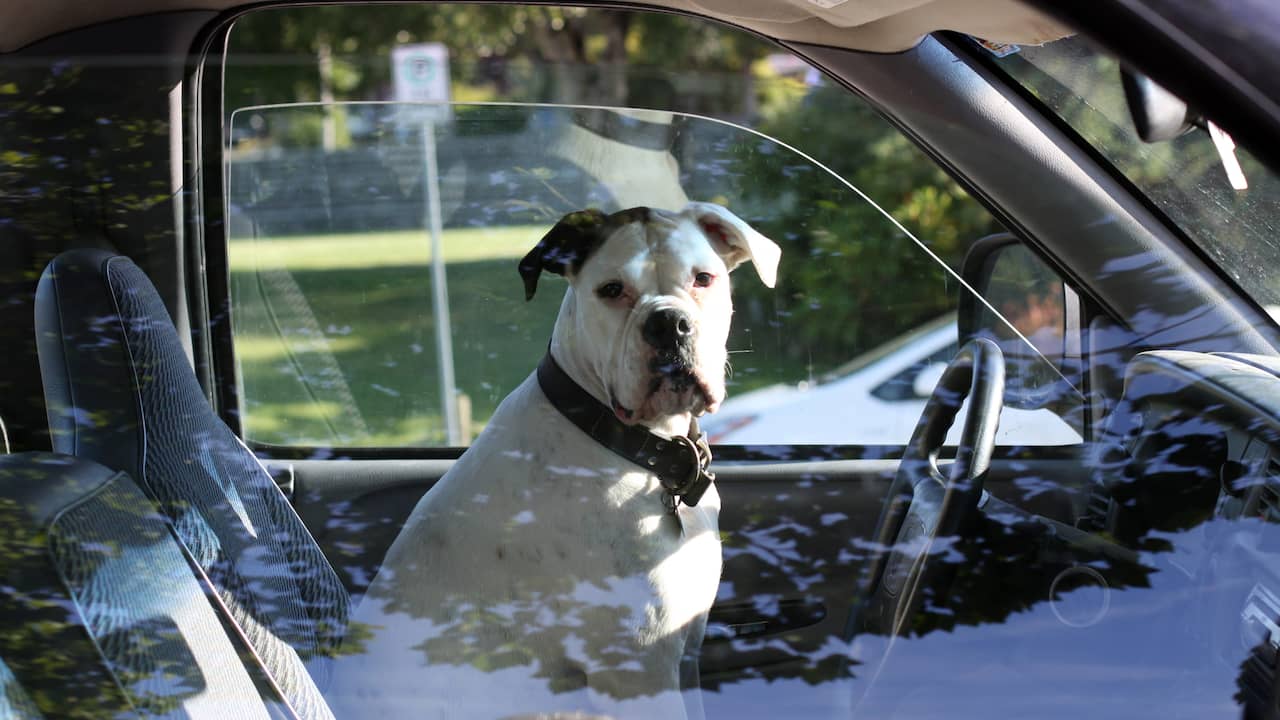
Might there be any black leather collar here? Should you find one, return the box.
[536,353,715,509]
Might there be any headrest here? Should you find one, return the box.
[35,249,149,479]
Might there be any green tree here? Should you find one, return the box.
[730,84,1001,373]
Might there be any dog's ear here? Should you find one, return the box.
[518,209,608,301]
[685,202,781,288]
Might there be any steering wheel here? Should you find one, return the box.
[855,337,1005,638]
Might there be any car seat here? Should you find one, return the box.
[34,249,347,718]
[0,452,303,719]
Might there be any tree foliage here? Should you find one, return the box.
[224,4,1006,377]
[728,85,1001,371]
[227,6,763,110]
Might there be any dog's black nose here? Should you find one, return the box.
[642,308,693,350]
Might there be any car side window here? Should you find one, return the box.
[220,4,1082,449]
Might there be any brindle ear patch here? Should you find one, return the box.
[518,209,608,301]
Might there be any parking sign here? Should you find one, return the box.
[392,43,451,122]
[390,41,460,443]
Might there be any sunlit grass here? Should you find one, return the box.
[243,404,486,448]
[230,225,559,447]
[240,400,350,437]
[228,225,543,271]
[234,334,369,361]
[228,224,794,448]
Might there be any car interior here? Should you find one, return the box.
[2,0,1280,718]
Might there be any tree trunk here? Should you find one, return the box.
[317,37,337,150]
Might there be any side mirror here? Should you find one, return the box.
[912,361,948,399]
[958,234,1079,410]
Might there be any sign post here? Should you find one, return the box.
[392,43,462,445]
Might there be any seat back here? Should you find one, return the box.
[0,655,42,720]
[0,452,298,719]
[35,250,347,718]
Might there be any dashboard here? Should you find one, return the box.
[1094,350,1280,717]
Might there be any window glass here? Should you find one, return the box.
[990,37,1280,310]
[10,4,1280,720]
[223,5,1080,448]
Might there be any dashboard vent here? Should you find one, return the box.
[1260,462,1280,523]
[1078,486,1111,532]
[1260,485,1280,524]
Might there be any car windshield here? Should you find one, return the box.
[989,36,1280,312]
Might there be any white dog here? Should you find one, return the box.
[326,202,780,720]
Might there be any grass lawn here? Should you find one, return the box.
[228,226,544,272]
[229,227,805,448]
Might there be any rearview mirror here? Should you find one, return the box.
[1120,68,1198,143]
[1119,68,1250,190]
[958,234,1078,410]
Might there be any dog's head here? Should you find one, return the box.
[520,202,781,427]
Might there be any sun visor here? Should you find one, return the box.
[689,0,1073,52]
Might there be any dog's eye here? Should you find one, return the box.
[693,272,714,288]
[596,281,625,299]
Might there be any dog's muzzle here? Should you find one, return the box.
[642,307,700,390]
[642,308,693,352]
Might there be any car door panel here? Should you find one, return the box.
[277,458,899,602]
[272,459,452,600]
[277,447,1086,688]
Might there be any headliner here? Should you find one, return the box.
[0,0,1070,54]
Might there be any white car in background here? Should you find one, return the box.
[704,314,1082,446]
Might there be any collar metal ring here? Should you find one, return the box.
[662,434,701,495]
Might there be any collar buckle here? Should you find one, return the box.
[663,433,715,509]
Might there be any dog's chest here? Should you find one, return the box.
[643,484,723,639]
[533,416,722,639]
[445,376,724,641]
